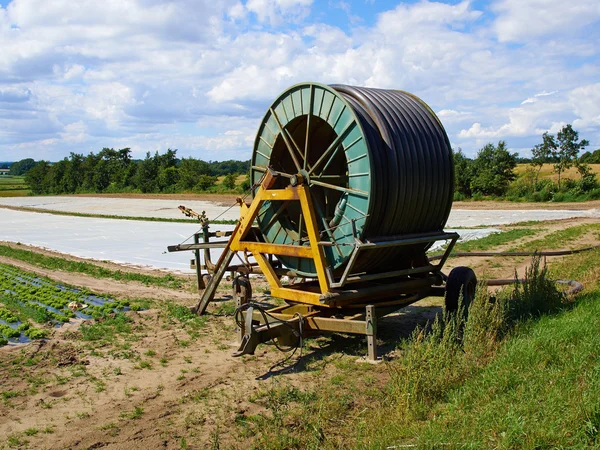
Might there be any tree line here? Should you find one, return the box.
[21,148,250,195]
[454,124,599,202]
[11,123,600,202]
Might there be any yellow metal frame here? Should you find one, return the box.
[230,171,331,307]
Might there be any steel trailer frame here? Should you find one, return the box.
[168,168,459,361]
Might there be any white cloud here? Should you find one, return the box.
[521,90,558,105]
[1,0,599,161]
[245,0,313,26]
[569,83,600,130]
[493,0,600,42]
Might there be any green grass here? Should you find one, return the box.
[511,223,600,252]
[80,314,134,343]
[452,228,538,253]
[235,252,597,449]
[400,292,600,449]
[0,244,186,290]
[0,176,29,197]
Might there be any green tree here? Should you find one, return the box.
[579,149,600,164]
[223,173,237,190]
[452,148,473,198]
[470,141,517,197]
[62,153,84,193]
[9,158,36,176]
[157,166,180,191]
[197,174,217,191]
[530,132,556,185]
[554,124,589,189]
[134,152,159,193]
[24,161,50,194]
[178,158,211,190]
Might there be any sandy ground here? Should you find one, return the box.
[1,197,600,448]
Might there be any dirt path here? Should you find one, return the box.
[0,255,198,303]
[73,192,240,205]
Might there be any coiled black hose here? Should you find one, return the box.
[331,85,454,271]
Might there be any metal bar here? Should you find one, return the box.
[308,120,355,176]
[360,232,460,250]
[202,224,212,272]
[306,316,366,334]
[194,233,204,290]
[309,179,368,198]
[270,107,302,172]
[261,200,290,232]
[332,241,362,288]
[342,264,438,284]
[366,305,377,361]
[298,185,331,294]
[311,194,344,258]
[167,241,230,251]
[321,276,439,303]
[285,128,312,172]
[192,248,235,315]
[433,235,458,271]
[271,287,328,307]
[304,85,313,170]
[235,242,313,258]
[253,252,282,288]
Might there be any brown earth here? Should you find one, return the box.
[73,192,240,206]
[1,216,600,448]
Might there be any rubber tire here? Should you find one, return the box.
[445,266,477,313]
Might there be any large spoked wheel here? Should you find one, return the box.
[445,266,477,313]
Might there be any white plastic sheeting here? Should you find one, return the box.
[0,196,241,221]
[1,196,598,225]
[0,209,235,273]
[2,197,598,273]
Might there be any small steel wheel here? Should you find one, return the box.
[202,274,212,288]
[445,266,477,313]
[232,275,252,303]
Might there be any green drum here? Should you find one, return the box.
[250,83,453,277]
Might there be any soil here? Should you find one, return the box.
[1,214,600,449]
[74,193,240,206]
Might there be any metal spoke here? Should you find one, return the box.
[309,179,368,198]
[312,195,344,258]
[308,120,355,176]
[270,107,302,172]
[304,85,314,170]
[297,213,304,243]
[284,128,312,172]
[262,201,290,232]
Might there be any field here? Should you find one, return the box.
[1,209,600,448]
[514,163,600,182]
[0,176,29,197]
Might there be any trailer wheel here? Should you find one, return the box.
[445,267,477,313]
[202,274,212,288]
[232,275,252,303]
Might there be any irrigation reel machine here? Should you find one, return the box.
[169,83,476,361]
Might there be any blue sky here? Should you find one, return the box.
[0,0,599,162]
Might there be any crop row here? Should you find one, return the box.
[0,263,131,344]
